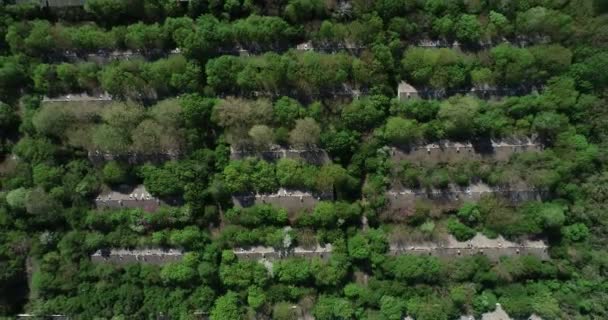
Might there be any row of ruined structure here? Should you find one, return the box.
[89,135,549,264]
[89,232,549,265]
[60,47,551,265]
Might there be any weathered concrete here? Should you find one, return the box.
[0,154,18,176]
[416,35,550,49]
[88,150,180,166]
[233,244,333,261]
[384,183,541,219]
[232,188,333,215]
[397,81,543,101]
[21,0,85,7]
[91,248,183,265]
[397,81,420,100]
[49,48,182,64]
[476,303,543,320]
[230,146,330,165]
[389,233,549,261]
[42,92,112,103]
[95,185,180,212]
[390,138,542,164]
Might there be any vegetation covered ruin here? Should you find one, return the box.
[0,0,608,319]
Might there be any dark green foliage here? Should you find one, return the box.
[1,1,607,319]
[447,218,477,241]
[210,291,242,320]
[224,204,288,227]
[102,161,128,185]
[384,255,442,284]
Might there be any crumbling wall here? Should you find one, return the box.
[42,92,112,103]
[88,150,180,166]
[390,139,541,164]
[230,147,330,165]
[232,189,333,214]
[389,234,549,261]
[91,248,183,265]
[233,244,333,261]
[384,183,542,219]
[95,185,180,212]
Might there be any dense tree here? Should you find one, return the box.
[381,117,421,145]
[210,292,242,320]
[455,14,481,42]
[437,96,480,139]
[342,95,388,132]
[124,22,165,51]
[490,44,536,85]
[313,295,354,320]
[380,295,406,320]
[273,97,305,127]
[2,2,608,319]
[402,47,471,89]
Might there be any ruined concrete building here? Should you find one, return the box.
[233,244,333,261]
[232,188,333,215]
[390,138,542,164]
[397,82,420,100]
[230,146,330,165]
[95,185,180,212]
[390,233,549,261]
[90,248,183,265]
[385,182,542,219]
[296,41,314,51]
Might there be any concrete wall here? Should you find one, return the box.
[232,189,333,214]
[389,234,549,261]
[390,139,541,164]
[233,244,333,261]
[91,248,183,265]
[384,183,542,219]
[230,147,330,165]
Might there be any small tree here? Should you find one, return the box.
[273,301,299,320]
[6,188,30,210]
[289,117,321,148]
[249,125,275,150]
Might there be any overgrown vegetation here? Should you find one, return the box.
[1,0,608,319]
